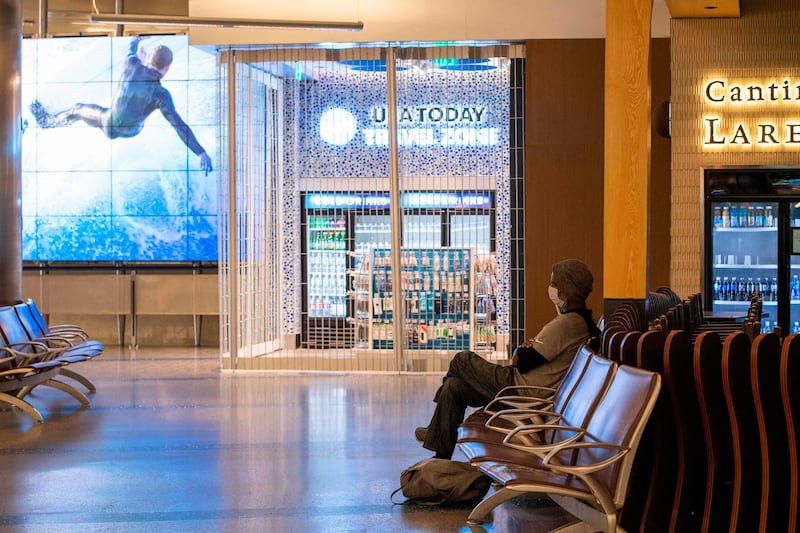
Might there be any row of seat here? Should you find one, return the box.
[604,294,800,533]
[649,291,763,341]
[0,298,104,422]
[455,343,661,532]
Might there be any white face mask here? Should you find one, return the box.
[548,285,566,314]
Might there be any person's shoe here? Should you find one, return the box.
[414,427,427,443]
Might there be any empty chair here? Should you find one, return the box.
[722,331,761,533]
[635,330,676,533]
[663,329,706,533]
[13,301,104,393]
[693,330,734,533]
[618,330,641,367]
[619,330,665,533]
[23,298,90,339]
[781,333,800,533]
[751,332,790,533]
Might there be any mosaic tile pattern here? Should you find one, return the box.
[280,59,511,335]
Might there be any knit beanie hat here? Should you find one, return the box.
[552,259,594,302]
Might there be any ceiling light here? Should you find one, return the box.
[89,14,364,31]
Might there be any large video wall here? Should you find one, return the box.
[22,35,218,262]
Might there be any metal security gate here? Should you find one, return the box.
[219,43,524,372]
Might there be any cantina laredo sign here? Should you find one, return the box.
[702,78,800,148]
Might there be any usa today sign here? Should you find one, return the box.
[319,104,499,148]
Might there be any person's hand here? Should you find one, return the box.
[199,152,213,175]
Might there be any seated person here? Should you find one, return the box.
[415,258,599,459]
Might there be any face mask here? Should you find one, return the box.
[548,285,566,314]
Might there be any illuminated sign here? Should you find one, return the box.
[304,191,494,210]
[702,78,800,149]
[319,104,499,148]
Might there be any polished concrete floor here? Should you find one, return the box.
[0,347,569,532]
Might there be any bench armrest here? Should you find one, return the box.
[31,335,77,348]
[502,423,586,453]
[541,441,630,475]
[3,342,66,364]
[485,408,561,433]
[484,395,554,414]
[47,325,89,337]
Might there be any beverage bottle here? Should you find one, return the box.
[762,320,772,334]
[713,277,721,300]
[771,278,779,301]
[721,277,729,300]
[713,206,722,228]
[766,205,774,227]
[722,206,731,227]
[793,321,800,335]
[793,275,800,300]
[747,206,755,227]
[730,277,738,300]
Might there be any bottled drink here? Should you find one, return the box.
[793,275,800,300]
[792,321,800,335]
[766,205,774,227]
[713,277,721,300]
[721,277,730,301]
[713,206,722,228]
[722,206,731,228]
[771,278,779,301]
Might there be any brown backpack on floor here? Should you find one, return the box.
[391,458,492,505]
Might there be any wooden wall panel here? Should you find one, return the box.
[524,39,605,336]
[650,38,672,290]
[523,36,672,336]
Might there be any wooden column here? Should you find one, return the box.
[604,0,652,306]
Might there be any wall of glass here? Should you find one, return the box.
[219,43,524,372]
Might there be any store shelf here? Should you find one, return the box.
[714,299,778,306]
[714,264,775,269]
[713,226,777,232]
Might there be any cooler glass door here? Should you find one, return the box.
[710,200,778,331]
[790,204,800,334]
[449,214,491,255]
[307,214,347,318]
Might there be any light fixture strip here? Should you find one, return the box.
[89,13,364,31]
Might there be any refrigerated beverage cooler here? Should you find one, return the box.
[302,191,495,349]
[705,169,800,335]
